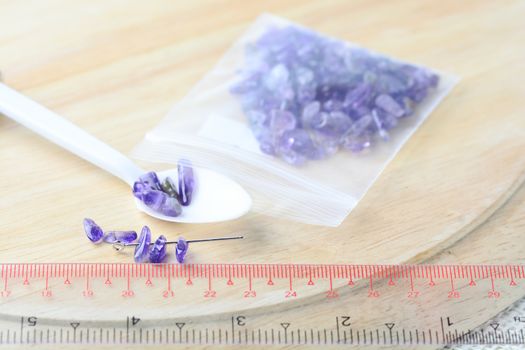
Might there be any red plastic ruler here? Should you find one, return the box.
[0,263,524,346]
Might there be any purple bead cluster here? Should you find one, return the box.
[83,218,137,244]
[132,159,195,216]
[83,218,189,263]
[230,25,439,165]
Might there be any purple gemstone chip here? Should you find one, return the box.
[133,167,190,217]
[175,237,188,263]
[178,159,195,206]
[83,218,104,243]
[133,171,159,202]
[141,189,182,217]
[134,226,152,263]
[149,235,167,263]
[103,231,137,244]
[375,94,405,118]
[139,172,162,191]
[142,189,168,212]
[230,25,440,165]
[160,197,182,217]
[132,181,147,200]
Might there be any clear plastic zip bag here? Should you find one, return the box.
[132,14,458,226]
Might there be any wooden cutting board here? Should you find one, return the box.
[0,1,524,348]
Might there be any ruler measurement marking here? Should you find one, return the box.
[409,266,415,292]
[64,264,69,284]
[490,266,496,292]
[287,265,293,291]
[1,264,524,346]
[2,266,7,294]
[44,266,49,291]
[207,265,212,292]
[21,264,26,280]
[248,265,253,291]
[167,264,171,292]
[469,265,475,284]
[86,265,90,292]
[505,264,513,282]
[126,264,131,291]
[518,265,524,279]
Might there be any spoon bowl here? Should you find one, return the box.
[0,82,252,223]
[136,168,252,223]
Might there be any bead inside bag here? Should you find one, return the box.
[132,14,458,227]
[230,25,439,166]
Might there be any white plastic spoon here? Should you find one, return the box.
[0,83,252,223]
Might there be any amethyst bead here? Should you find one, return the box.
[139,172,162,191]
[372,110,390,141]
[134,169,186,218]
[302,101,321,121]
[279,129,319,160]
[103,231,137,244]
[134,226,152,263]
[375,94,405,118]
[264,64,289,91]
[132,181,147,200]
[134,166,195,217]
[269,110,296,133]
[175,237,189,263]
[133,171,161,201]
[83,218,104,243]
[149,235,167,263]
[342,132,372,152]
[343,83,372,110]
[142,189,182,217]
[142,190,168,212]
[348,114,373,136]
[161,197,182,217]
[315,111,352,137]
[178,159,195,206]
[373,108,399,130]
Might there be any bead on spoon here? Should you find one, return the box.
[0,82,252,223]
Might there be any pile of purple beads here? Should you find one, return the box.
[83,218,188,263]
[230,25,439,165]
[132,159,194,217]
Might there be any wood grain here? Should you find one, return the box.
[0,0,524,349]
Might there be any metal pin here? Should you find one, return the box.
[112,235,243,252]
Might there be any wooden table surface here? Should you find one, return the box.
[0,1,524,349]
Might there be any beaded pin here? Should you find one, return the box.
[83,218,243,263]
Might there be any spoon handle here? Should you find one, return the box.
[0,82,143,185]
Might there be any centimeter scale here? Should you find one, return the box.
[0,263,524,346]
